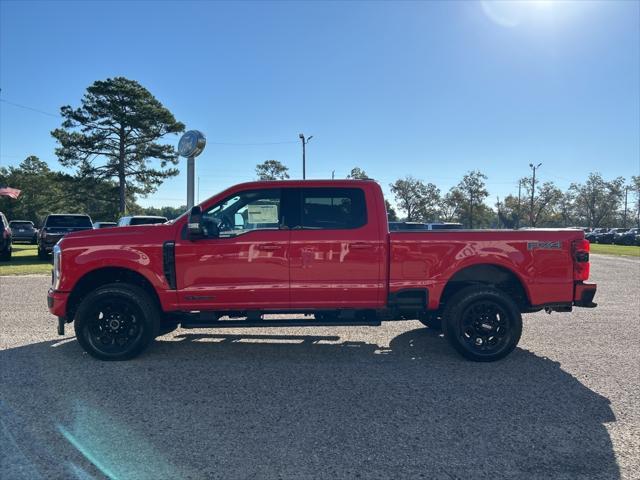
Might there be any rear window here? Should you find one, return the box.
[46,215,92,228]
[130,217,167,225]
[301,188,366,229]
[10,221,34,228]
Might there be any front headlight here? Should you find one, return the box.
[52,244,62,290]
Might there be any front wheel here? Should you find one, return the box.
[442,286,522,362]
[74,283,160,360]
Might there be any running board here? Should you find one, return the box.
[180,319,381,329]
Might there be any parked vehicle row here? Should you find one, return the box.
[585,227,640,245]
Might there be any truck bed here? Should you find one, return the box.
[389,229,585,309]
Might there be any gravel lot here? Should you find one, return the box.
[1,255,639,480]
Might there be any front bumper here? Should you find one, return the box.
[574,282,597,308]
[48,288,70,319]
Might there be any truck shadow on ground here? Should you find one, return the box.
[1,327,618,480]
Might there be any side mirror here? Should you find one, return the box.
[187,206,204,240]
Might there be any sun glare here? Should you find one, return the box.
[481,0,557,28]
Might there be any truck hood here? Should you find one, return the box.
[59,223,177,247]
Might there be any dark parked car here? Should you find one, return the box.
[9,220,38,244]
[117,215,168,226]
[38,214,93,259]
[93,222,118,229]
[596,228,628,245]
[613,228,639,246]
[0,211,12,261]
[585,228,607,242]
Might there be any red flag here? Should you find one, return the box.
[0,187,21,199]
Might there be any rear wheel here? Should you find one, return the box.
[74,283,160,360]
[443,286,522,362]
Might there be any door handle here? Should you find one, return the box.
[351,242,371,249]
[259,243,281,251]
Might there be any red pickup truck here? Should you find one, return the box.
[48,180,597,362]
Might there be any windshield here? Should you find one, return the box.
[46,215,92,228]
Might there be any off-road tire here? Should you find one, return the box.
[74,283,160,361]
[442,286,522,362]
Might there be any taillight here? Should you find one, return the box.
[573,238,590,281]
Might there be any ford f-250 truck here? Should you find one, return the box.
[47,180,597,362]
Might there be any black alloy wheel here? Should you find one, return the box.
[443,286,522,362]
[74,283,159,360]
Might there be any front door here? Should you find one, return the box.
[174,188,290,311]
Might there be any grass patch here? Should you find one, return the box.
[0,244,52,276]
[591,243,640,258]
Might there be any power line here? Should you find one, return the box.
[0,98,299,146]
[207,141,298,146]
[0,98,60,118]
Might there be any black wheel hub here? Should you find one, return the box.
[86,301,143,354]
[461,300,511,353]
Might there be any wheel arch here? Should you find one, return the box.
[439,263,531,311]
[66,267,162,321]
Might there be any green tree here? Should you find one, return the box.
[347,167,370,180]
[569,173,625,227]
[256,160,290,180]
[390,176,440,221]
[439,189,465,223]
[630,175,640,228]
[385,199,398,221]
[519,177,562,227]
[51,77,185,214]
[497,194,521,229]
[451,170,488,228]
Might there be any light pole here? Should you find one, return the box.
[299,133,313,179]
[529,163,542,227]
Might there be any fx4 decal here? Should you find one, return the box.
[527,241,562,250]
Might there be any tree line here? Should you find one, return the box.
[256,160,640,229]
[0,155,185,224]
[1,76,638,229]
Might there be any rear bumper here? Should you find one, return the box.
[574,282,597,308]
[48,288,70,319]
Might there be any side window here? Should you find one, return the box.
[301,188,367,229]
[203,189,282,237]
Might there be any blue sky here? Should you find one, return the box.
[1,0,638,208]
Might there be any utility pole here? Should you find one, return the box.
[623,186,628,228]
[517,179,522,229]
[331,170,335,180]
[496,196,501,229]
[299,133,313,179]
[529,163,542,227]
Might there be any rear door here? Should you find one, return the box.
[288,186,384,308]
